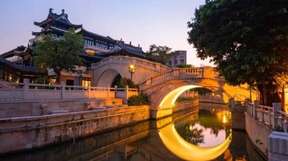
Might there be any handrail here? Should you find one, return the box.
[0,82,139,103]
[247,103,288,132]
[140,67,204,91]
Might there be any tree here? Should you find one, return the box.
[33,30,84,83]
[145,44,172,64]
[188,0,288,105]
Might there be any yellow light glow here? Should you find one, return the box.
[157,85,201,118]
[128,64,136,73]
[216,111,231,124]
[158,123,232,161]
[284,87,288,113]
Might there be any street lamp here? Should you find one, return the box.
[128,64,136,81]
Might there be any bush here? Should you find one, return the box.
[176,64,192,68]
[128,93,150,106]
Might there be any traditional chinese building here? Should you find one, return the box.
[0,9,144,86]
[31,8,143,62]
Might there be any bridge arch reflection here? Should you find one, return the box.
[157,116,232,161]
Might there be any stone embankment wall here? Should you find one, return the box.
[0,98,123,118]
[245,112,271,156]
[0,105,149,154]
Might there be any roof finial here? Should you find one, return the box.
[61,9,65,14]
[49,8,53,14]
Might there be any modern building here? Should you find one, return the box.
[167,50,187,67]
[0,9,144,86]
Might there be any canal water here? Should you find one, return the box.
[0,104,266,161]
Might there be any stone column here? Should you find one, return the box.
[124,85,129,104]
[272,103,281,129]
[268,132,288,161]
[23,78,30,100]
[60,81,65,100]
[253,100,259,119]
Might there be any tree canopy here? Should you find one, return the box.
[145,44,172,64]
[188,0,288,105]
[33,30,84,83]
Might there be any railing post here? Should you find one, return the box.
[23,78,30,100]
[253,101,259,120]
[125,85,129,104]
[114,85,118,98]
[272,103,281,130]
[60,81,65,100]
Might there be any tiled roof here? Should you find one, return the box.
[0,58,43,74]
[34,9,82,29]
[81,29,116,43]
[0,46,30,59]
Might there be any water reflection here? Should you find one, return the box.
[176,110,231,148]
[0,107,265,161]
[158,110,232,161]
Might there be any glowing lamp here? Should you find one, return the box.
[128,64,136,80]
[284,85,288,113]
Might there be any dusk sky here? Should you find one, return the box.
[0,0,212,66]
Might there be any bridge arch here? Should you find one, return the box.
[96,69,123,87]
[91,56,170,86]
[145,78,256,119]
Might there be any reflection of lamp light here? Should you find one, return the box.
[128,64,136,81]
[222,115,228,124]
[216,111,231,124]
[284,85,288,113]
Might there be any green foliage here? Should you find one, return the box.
[127,93,150,106]
[176,64,193,68]
[145,44,172,64]
[188,0,288,105]
[33,29,84,82]
[112,74,138,88]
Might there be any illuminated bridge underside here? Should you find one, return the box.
[156,85,201,118]
[159,123,232,161]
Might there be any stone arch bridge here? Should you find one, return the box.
[92,55,257,118]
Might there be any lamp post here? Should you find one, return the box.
[128,64,136,81]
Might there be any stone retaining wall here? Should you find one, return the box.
[245,112,271,156]
[0,105,150,154]
[0,98,123,118]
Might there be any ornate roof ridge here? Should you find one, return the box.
[34,8,82,28]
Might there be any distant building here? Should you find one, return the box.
[0,9,144,85]
[167,50,187,67]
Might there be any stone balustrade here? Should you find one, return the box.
[0,82,139,103]
[246,103,288,131]
[245,102,288,160]
[92,55,170,73]
[140,67,205,91]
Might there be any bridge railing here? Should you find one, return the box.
[247,103,288,132]
[0,82,139,103]
[140,67,204,90]
[91,55,170,72]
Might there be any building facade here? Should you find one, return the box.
[167,50,187,67]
